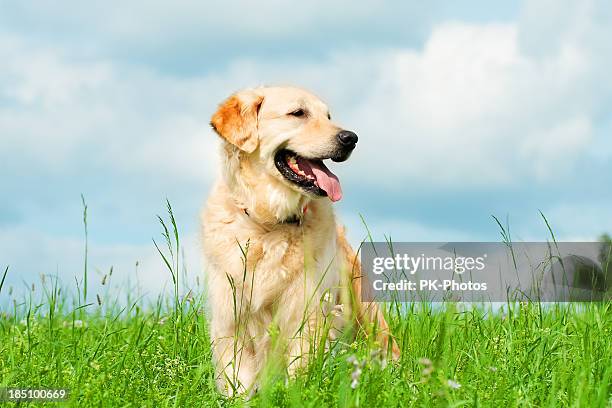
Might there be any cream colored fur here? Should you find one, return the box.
[201,86,399,395]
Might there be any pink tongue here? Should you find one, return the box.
[295,157,343,202]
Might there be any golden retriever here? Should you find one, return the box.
[201,86,399,395]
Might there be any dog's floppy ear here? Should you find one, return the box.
[210,90,264,153]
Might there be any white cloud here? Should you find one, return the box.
[519,116,591,180]
[345,21,602,188]
[540,203,612,241]
[0,1,429,53]
[0,224,203,304]
[342,213,476,246]
[0,35,220,182]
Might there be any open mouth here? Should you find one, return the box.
[274,149,343,202]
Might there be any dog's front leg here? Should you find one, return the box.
[273,273,325,377]
[244,230,304,312]
[210,326,259,396]
[207,231,304,394]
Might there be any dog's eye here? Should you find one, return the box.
[289,109,306,117]
[327,112,331,120]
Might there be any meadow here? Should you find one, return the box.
[0,204,610,407]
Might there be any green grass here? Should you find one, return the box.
[1,294,610,407]
[0,203,611,407]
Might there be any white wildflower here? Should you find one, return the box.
[348,357,363,389]
[422,366,434,376]
[418,357,432,366]
[447,379,461,389]
[73,320,86,328]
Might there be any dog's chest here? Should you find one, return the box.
[259,221,340,295]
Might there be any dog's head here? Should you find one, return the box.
[211,86,357,204]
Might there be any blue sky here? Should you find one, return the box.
[1,0,611,299]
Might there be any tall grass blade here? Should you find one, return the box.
[81,194,89,303]
[0,265,8,294]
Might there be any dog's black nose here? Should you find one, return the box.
[337,130,358,147]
